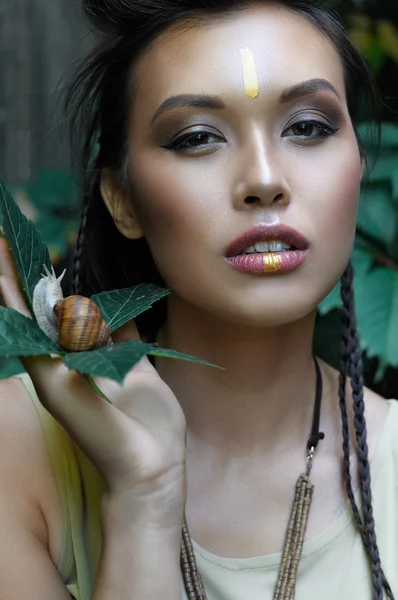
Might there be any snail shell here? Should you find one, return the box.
[54,295,111,352]
[33,265,111,352]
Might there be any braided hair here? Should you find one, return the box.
[339,265,394,600]
[72,193,90,295]
[65,0,393,596]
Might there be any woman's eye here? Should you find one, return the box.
[162,131,224,152]
[283,119,339,141]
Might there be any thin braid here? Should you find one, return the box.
[347,278,394,599]
[338,276,366,538]
[72,192,90,296]
[339,264,395,600]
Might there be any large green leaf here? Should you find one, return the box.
[318,248,373,315]
[355,268,398,367]
[92,284,170,333]
[376,124,398,149]
[37,217,76,258]
[318,281,341,315]
[27,170,79,212]
[357,183,396,246]
[0,306,222,384]
[0,358,25,380]
[352,246,374,278]
[148,346,224,369]
[0,306,60,357]
[358,122,398,202]
[369,157,398,202]
[357,122,398,151]
[63,340,222,385]
[0,177,51,307]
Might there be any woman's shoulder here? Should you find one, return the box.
[0,374,65,569]
[363,385,398,466]
[325,363,396,465]
[4,372,107,596]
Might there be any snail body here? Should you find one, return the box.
[33,266,111,352]
[32,265,65,345]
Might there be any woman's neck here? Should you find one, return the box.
[154,298,336,461]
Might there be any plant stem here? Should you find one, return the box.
[356,234,398,270]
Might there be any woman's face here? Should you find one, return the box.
[124,4,362,327]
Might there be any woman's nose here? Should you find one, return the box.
[232,134,291,209]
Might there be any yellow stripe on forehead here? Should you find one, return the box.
[239,46,259,99]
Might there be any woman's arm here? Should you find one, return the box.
[0,377,184,599]
[92,492,183,599]
[0,378,72,599]
[0,239,187,599]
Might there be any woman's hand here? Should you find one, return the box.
[0,239,187,513]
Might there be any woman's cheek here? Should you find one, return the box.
[329,156,361,240]
[311,139,361,231]
[313,152,362,294]
[133,155,220,241]
[130,164,210,285]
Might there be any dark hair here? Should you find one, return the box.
[65,1,392,598]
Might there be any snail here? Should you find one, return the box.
[33,265,112,352]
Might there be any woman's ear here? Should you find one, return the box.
[100,167,144,239]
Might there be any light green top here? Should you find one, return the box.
[17,372,398,599]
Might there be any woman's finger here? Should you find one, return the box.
[111,318,141,343]
[0,274,31,317]
[0,238,20,280]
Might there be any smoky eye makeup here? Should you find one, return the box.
[148,90,345,151]
[283,94,345,127]
[150,112,228,145]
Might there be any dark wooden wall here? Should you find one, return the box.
[0,0,93,184]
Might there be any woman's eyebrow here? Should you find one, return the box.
[151,94,226,124]
[279,78,340,103]
[150,79,340,124]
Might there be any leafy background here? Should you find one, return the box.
[313,0,398,399]
[1,0,398,398]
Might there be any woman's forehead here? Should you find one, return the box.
[133,5,346,111]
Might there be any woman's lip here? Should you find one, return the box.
[226,224,309,257]
[225,250,308,274]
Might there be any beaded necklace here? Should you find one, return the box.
[179,357,324,600]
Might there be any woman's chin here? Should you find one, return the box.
[197,295,320,330]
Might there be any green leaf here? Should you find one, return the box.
[378,123,398,149]
[352,247,374,278]
[0,177,51,307]
[27,170,79,212]
[63,340,223,385]
[91,284,170,333]
[36,217,70,255]
[355,268,398,367]
[0,306,60,357]
[374,357,389,383]
[357,122,398,150]
[0,358,25,380]
[357,183,396,245]
[318,248,373,315]
[148,346,224,369]
[318,281,341,315]
[370,157,398,200]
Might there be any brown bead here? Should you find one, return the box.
[54,295,111,352]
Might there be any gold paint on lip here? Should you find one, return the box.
[263,253,282,273]
[239,46,259,99]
